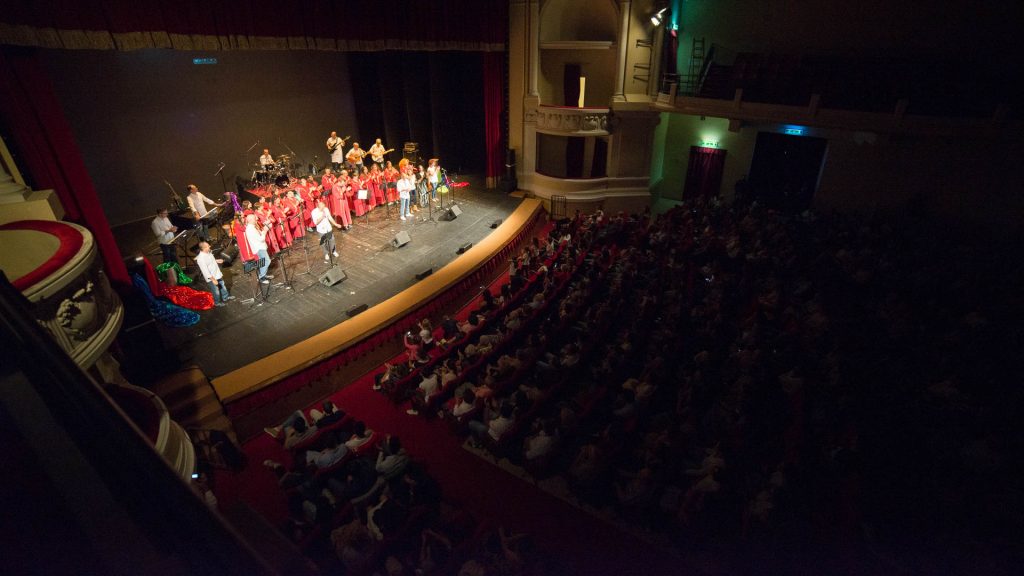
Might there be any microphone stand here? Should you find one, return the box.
[244,140,261,189]
[214,162,228,197]
[294,205,313,278]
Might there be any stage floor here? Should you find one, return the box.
[114,177,521,378]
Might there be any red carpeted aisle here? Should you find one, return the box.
[213,246,680,574]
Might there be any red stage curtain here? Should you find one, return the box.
[683,146,727,199]
[483,51,505,189]
[0,46,129,286]
[0,0,507,52]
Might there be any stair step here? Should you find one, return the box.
[169,394,224,427]
[149,366,209,398]
[162,384,216,415]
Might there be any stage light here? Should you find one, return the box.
[651,8,667,26]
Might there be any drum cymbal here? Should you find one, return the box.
[279,154,292,160]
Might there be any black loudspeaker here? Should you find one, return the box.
[218,244,238,267]
[347,303,368,317]
[490,219,503,229]
[319,267,348,287]
[443,205,463,221]
[391,230,411,248]
[457,242,473,254]
[415,268,433,280]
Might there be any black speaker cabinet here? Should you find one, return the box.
[218,243,239,267]
[391,230,411,248]
[319,267,348,287]
[443,204,463,221]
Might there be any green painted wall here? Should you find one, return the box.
[649,114,756,201]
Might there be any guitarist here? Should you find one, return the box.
[368,138,393,170]
[326,131,347,171]
[345,141,367,174]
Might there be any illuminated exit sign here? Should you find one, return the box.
[192,58,218,65]
[784,128,804,135]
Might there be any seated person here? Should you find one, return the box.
[375,362,409,395]
[326,456,378,501]
[306,433,349,469]
[391,465,441,509]
[376,435,410,478]
[265,411,317,449]
[469,402,514,442]
[418,318,435,352]
[403,331,422,362]
[310,400,346,427]
[366,486,407,541]
[438,314,460,346]
[524,420,557,461]
[449,389,478,420]
[344,421,374,450]
[459,313,484,334]
[406,367,439,415]
[476,325,506,348]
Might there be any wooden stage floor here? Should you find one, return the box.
[113,179,522,379]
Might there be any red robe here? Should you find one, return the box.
[297,185,315,226]
[271,204,293,247]
[283,197,304,239]
[321,173,337,194]
[351,176,369,217]
[384,169,399,202]
[232,218,255,262]
[257,208,281,254]
[369,172,384,207]
[331,181,352,227]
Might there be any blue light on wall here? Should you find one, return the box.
[192,58,218,65]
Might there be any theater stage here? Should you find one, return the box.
[114,180,522,381]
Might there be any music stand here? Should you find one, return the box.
[358,188,369,225]
[274,248,293,291]
[239,257,267,307]
[295,210,314,278]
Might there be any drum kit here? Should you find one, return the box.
[251,154,294,186]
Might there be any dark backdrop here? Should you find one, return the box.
[42,49,359,225]
[41,49,487,226]
[348,51,485,175]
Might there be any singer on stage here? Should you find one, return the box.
[311,199,342,262]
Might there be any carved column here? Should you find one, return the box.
[528,0,540,98]
[613,0,632,102]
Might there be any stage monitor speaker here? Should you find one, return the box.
[391,230,411,248]
[457,242,473,254]
[347,303,368,317]
[415,268,433,281]
[490,219,503,229]
[319,267,347,287]
[443,205,462,221]
[218,244,239,267]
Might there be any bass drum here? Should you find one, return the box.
[274,174,290,188]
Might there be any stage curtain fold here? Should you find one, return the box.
[0,46,129,286]
[483,51,505,189]
[0,0,508,52]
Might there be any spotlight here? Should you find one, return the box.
[651,8,667,26]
